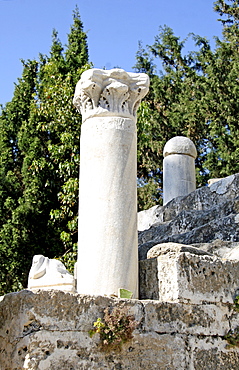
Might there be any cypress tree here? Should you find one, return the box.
[135,0,239,210]
[0,8,90,293]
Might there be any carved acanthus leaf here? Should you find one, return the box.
[73,68,149,122]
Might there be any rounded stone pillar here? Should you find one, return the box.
[73,68,149,298]
[163,136,197,205]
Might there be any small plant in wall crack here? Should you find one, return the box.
[224,327,239,348]
[234,295,239,312]
[89,307,138,351]
[223,296,239,348]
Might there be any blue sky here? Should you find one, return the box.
[0,0,223,105]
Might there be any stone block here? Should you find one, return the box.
[139,243,239,304]
[190,336,239,370]
[1,290,239,369]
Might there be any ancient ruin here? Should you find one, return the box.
[163,136,197,205]
[73,68,149,298]
[1,70,239,369]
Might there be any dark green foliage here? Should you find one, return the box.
[0,9,89,294]
[224,327,239,348]
[65,6,89,83]
[234,295,239,312]
[214,0,239,26]
[0,1,239,293]
[135,0,239,209]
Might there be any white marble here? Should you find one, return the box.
[74,69,149,298]
[163,136,197,205]
[73,68,149,123]
[28,255,75,292]
[138,205,160,231]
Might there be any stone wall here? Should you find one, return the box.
[1,289,239,369]
[1,174,239,369]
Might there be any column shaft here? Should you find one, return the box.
[78,117,138,297]
[73,68,149,298]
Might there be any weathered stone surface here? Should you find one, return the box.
[139,245,239,304]
[139,258,159,300]
[138,173,239,260]
[139,173,239,229]
[191,239,239,259]
[146,242,212,259]
[190,336,239,370]
[1,290,239,369]
[224,245,239,260]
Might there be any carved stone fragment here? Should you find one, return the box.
[73,68,149,122]
[28,255,75,292]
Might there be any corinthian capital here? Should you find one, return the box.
[73,68,149,122]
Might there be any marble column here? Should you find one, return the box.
[163,136,197,205]
[73,69,149,298]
